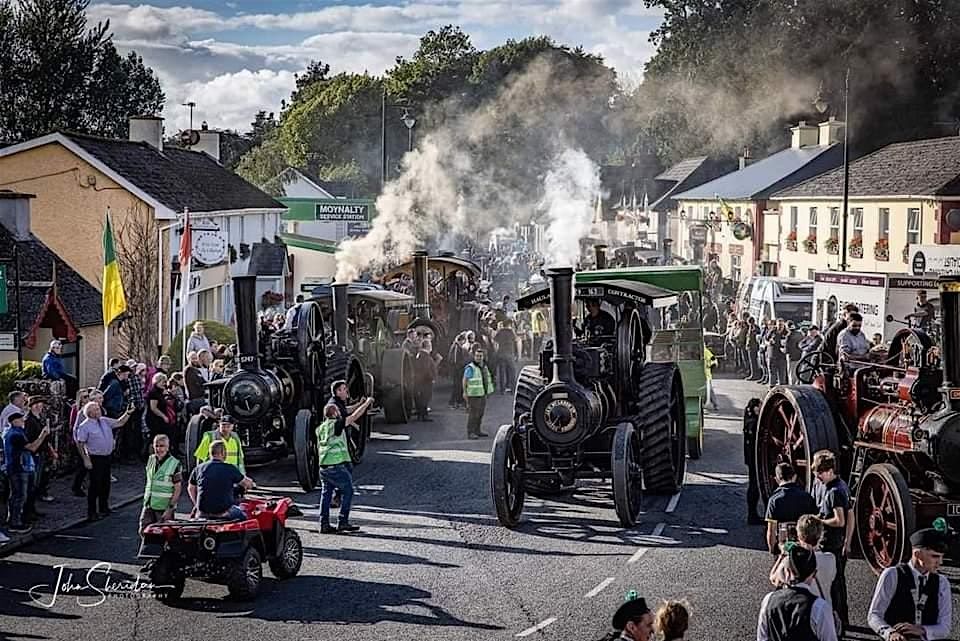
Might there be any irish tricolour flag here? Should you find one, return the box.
[102,211,127,326]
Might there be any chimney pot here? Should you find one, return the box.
[129,115,164,151]
[818,118,845,146]
[195,126,222,163]
[791,121,819,149]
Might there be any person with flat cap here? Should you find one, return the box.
[868,527,952,641]
[597,590,655,641]
[757,544,838,641]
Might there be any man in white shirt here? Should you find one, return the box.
[758,545,838,641]
[868,528,951,641]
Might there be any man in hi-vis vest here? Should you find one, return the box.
[462,345,494,439]
[194,415,245,473]
[139,434,182,550]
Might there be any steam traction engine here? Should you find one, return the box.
[490,267,688,528]
[756,274,960,572]
[186,276,370,493]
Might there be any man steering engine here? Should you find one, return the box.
[580,298,616,341]
[188,440,255,521]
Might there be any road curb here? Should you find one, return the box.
[0,493,143,559]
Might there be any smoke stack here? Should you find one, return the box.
[940,275,960,410]
[594,244,608,269]
[818,117,845,146]
[232,275,260,371]
[739,146,753,170]
[129,115,163,151]
[790,121,819,149]
[546,267,575,384]
[412,250,431,319]
[332,282,349,348]
[662,238,674,265]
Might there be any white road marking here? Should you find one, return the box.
[666,491,682,513]
[516,617,557,637]
[584,577,615,598]
[628,522,666,564]
[370,432,411,441]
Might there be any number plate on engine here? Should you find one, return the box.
[948,504,960,517]
[580,286,604,297]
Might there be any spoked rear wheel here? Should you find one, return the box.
[855,463,915,574]
[491,424,526,527]
[294,409,319,492]
[612,422,644,528]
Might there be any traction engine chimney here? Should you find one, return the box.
[232,275,260,371]
[595,244,608,270]
[941,275,960,411]
[332,282,350,349]
[412,250,431,320]
[547,267,575,384]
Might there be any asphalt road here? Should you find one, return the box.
[3,375,959,640]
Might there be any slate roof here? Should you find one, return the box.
[673,144,843,201]
[656,157,708,182]
[62,132,285,213]
[651,156,737,212]
[0,219,102,339]
[248,242,287,277]
[773,136,960,199]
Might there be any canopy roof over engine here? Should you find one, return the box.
[517,278,679,310]
[379,254,482,283]
[309,284,413,309]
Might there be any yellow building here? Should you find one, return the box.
[0,117,286,364]
[672,120,843,282]
[771,136,960,279]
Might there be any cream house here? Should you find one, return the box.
[672,120,843,282]
[771,136,960,279]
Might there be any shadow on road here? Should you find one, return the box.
[302,545,460,568]
[165,575,503,631]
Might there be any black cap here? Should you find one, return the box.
[117,364,132,373]
[612,593,650,630]
[788,545,818,581]
[910,528,948,553]
[219,414,236,424]
[7,411,24,422]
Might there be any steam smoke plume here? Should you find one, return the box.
[540,149,599,267]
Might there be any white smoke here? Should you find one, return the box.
[540,149,600,267]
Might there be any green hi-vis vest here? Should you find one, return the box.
[143,454,180,510]
[195,431,245,474]
[464,363,494,397]
[316,418,351,467]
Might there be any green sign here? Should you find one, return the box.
[0,264,7,314]
[280,198,376,222]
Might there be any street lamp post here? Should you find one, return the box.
[814,69,851,271]
[380,92,416,186]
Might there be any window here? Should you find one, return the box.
[907,208,921,245]
[731,255,742,283]
[789,206,798,233]
[808,269,816,280]
[809,207,818,237]
[788,265,797,278]
[829,207,840,241]
[197,288,217,321]
[879,208,890,239]
[852,208,864,240]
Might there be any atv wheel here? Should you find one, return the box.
[226,546,262,600]
[149,553,185,603]
[636,363,687,494]
[491,424,525,527]
[611,421,644,528]
[268,529,303,579]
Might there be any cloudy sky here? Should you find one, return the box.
[87,1,664,133]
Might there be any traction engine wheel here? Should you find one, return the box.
[294,409,319,492]
[612,421,644,528]
[755,386,840,504]
[636,362,687,494]
[325,352,371,462]
[491,424,526,527]
[688,400,704,460]
[513,366,567,496]
[855,463,915,574]
[296,301,326,388]
[380,348,415,425]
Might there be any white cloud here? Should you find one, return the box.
[163,69,297,132]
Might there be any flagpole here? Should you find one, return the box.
[104,208,110,370]
[179,208,191,367]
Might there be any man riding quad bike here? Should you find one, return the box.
[139,441,303,601]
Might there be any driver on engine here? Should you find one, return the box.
[188,440,255,521]
[582,298,616,340]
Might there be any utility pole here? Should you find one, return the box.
[182,101,196,131]
[380,90,387,188]
[840,68,850,272]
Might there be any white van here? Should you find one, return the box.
[742,277,814,324]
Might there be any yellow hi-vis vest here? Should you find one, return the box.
[194,431,245,474]
[464,363,494,397]
[316,418,351,467]
[704,346,717,381]
[143,454,180,510]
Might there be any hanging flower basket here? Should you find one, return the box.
[824,237,839,255]
[261,290,284,308]
[849,237,863,259]
[803,234,818,254]
[902,244,910,263]
[874,238,890,261]
[785,230,797,252]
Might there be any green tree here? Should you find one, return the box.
[0,0,163,142]
[387,26,478,116]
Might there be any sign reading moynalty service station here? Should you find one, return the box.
[315,201,371,221]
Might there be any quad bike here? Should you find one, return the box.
[139,495,303,601]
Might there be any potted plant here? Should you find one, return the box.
[849,236,863,259]
[785,230,798,251]
[824,236,839,255]
[874,237,890,261]
[804,233,818,254]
